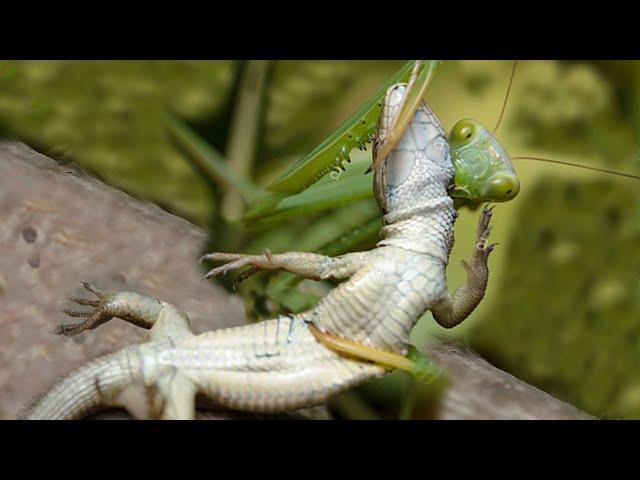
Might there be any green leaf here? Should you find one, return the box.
[166,113,261,201]
[244,172,373,227]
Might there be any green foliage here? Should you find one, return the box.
[512,61,637,166]
[471,179,640,418]
[407,345,443,383]
[465,60,640,419]
[0,60,401,224]
[0,60,234,222]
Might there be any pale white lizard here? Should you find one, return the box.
[21,84,497,419]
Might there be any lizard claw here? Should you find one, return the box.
[475,206,495,248]
[61,308,94,318]
[460,259,472,275]
[81,281,104,297]
[56,282,112,337]
[232,266,261,289]
[464,207,498,281]
[203,263,238,279]
[68,296,100,307]
[200,252,247,278]
[199,252,246,265]
[201,251,276,280]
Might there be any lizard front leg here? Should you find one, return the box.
[200,250,365,282]
[431,206,496,328]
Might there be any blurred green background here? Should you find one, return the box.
[2,60,639,419]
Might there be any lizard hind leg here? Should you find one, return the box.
[149,302,194,343]
[148,369,197,420]
[56,282,194,341]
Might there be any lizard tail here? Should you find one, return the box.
[19,347,142,420]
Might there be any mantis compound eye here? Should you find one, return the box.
[448,119,480,148]
[483,174,520,201]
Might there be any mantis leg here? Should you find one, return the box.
[431,206,496,328]
[200,250,365,282]
[308,325,441,383]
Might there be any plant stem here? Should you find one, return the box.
[223,60,270,220]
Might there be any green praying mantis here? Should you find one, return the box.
[168,60,639,326]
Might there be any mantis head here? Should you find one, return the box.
[448,118,520,207]
[443,61,639,206]
[370,61,521,209]
[371,61,638,212]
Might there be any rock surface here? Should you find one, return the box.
[0,142,591,420]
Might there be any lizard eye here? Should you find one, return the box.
[425,136,451,167]
[448,119,480,148]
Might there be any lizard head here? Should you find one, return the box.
[373,84,456,216]
[447,119,520,207]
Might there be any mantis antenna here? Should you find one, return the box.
[493,60,518,135]
[492,60,640,181]
[512,156,640,180]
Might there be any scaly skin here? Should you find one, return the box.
[21,84,495,420]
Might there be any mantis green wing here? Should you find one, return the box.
[265,61,440,195]
[243,154,373,226]
[166,112,261,202]
[242,60,441,223]
[369,59,440,173]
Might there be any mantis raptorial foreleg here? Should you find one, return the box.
[370,59,426,172]
[308,325,441,383]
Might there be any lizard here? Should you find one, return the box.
[20,82,504,420]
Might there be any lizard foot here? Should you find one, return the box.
[56,282,117,336]
[461,206,497,283]
[200,249,275,281]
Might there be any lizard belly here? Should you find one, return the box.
[307,246,446,354]
[159,317,384,413]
